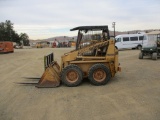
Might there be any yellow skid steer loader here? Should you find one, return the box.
[36,25,121,88]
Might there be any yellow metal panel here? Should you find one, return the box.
[62,51,78,62]
[76,56,106,59]
[70,60,108,64]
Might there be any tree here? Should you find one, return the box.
[0,22,6,41]
[0,20,14,41]
[12,31,21,44]
[20,33,30,46]
[0,20,29,45]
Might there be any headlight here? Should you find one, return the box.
[150,49,152,50]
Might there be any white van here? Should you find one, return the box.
[115,34,146,50]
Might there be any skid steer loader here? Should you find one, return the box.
[36,25,121,88]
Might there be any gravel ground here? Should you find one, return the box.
[0,48,160,120]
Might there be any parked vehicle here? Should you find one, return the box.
[115,33,146,50]
[36,42,49,48]
[139,31,160,60]
[0,41,14,53]
[36,25,121,88]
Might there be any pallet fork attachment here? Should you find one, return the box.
[36,53,60,88]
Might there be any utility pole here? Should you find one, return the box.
[112,22,116,38]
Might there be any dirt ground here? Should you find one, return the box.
[0,48,160,120]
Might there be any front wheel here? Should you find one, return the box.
[88,64,111,86]
[139,52,143,59]
[152,53,157,60]
[61,64,83,87]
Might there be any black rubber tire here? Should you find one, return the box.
[137,45,142,50]
[139,52,143,59]
[61,64,83,87]
[88,64,111,86]
[152,53,157,60]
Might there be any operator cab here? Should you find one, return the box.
[70,26,110,50]
[70,26,110,56]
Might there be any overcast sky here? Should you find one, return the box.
[0,0,160,39]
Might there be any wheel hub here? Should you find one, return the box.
[66,70,78,83]
[93,69,106,82]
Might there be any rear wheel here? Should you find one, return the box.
[152,53,157,60]
[137,45,142,50]
[88,64,111,85]
[139,52,143,59]
[61,64,83,87]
